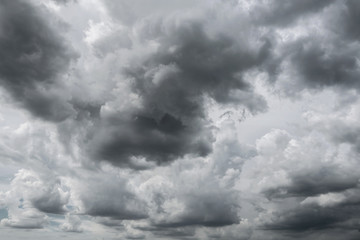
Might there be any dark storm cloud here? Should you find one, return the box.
[264,165,359,199]
[262,202,360,233]
[335,0,360,40]
[262,206,343,231]
[129,20,270,108]
[286,38,360,91]
[258,0,360,96]
[0,0,77,121]
[89,113,212,168]
[90,17,270,167]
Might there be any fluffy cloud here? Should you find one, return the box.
[61,213,83,232]
[84,9,270,168]
[2,0,360,239]
[0,169,69,228]
[239,107,360,236]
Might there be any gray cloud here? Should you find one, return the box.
[0,169,66,229]
[258,1,360,97]
[261,197,360,234]
[0,0,77,121]
[3,0,360,239]
[89,15,269,167]
[253,0,335,27]
[286,38,360,91]
[264,165,359,199]
[154,190,240,228]
[50,0,77,5]
[262,206,344,231]
[77,177,148,220]
[334,0,360,40]
[135,225,196,239]
[89,113,212,168]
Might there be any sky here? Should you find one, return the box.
[1,0,360,239]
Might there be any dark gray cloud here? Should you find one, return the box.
[261,202,360,233]
[334,0,360,40]
[257,1,360,96]
[0,0,77,121]
[286,38,360,91]
[89,113,212,168]
[264,165,359,199]
[262,206,343,231]
[89,16,270,167]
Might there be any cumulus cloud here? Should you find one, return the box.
[2,0,360,239]
[61,213,83,232]
[86,10,270,168]
[72,173,148,220]
[240,109,360,236]
[0,169,69,229]
[0,0,78,121]
[262,0,360,97]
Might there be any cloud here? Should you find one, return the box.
[252,0,335,27]
[262,1,360,97]
[240,107,360,236]
[0,169,69,229]
[51,0,76,4]
[1,169,69,219]
[285,38,360,91]
[261,205,343,231]
[333,0,360,40]
[87,11,269,167]
[61,213,83,232]
[0,0,77,121]
[1,210,48,229]
[3,0,360,239]
[74,175,148,220]
[153,190,240,228]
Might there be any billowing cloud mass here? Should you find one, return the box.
[1,0,360,239]
[0,0,78,122]
[87,13,269,167]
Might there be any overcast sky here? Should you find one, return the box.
[1,0,360,239]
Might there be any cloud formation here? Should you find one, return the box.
[1,0,360,239]
[0,0,77,121]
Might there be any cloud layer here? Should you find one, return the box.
[1,0,360,239]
